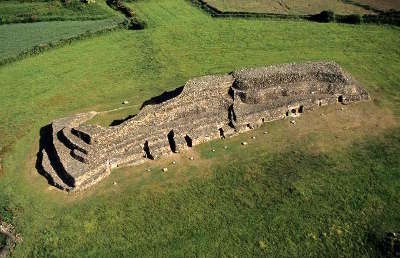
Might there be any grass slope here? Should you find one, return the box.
[0,0,399,256]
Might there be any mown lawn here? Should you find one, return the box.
[0,0,399,256]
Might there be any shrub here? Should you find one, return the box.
[309,10,334,23]
[337,14,362,24]
[364,11,400,26]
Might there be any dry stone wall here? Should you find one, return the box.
[37,61,369,192]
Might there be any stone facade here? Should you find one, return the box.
[37,61,369,192]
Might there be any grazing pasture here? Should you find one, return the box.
[0,18,123,64]
[203,0,372,14]
[354,0,400,11]
[0,0,399,257]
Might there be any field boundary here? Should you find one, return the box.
[188,0,400,26]
[106,0,146,29]
[0,23,123,66]
[0,14,111,25]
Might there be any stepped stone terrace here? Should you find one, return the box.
[37,61,369,192]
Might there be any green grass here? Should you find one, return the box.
[0,0,118,24]
[0,18,123,63]
[0,0,399,256]
[204,0,372,14]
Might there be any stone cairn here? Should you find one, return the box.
[37,62,369,192]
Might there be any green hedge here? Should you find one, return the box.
[106,0,146,29]
[336,13,362,24]
[0,15,109,25]
[363,11,400,26]
[309,10,334,23]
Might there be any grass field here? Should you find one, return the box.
[0,0,117,24]
[353,0,400,11]
[0,0,123,64]
[0,0,399,256]
[204,0,372,14]
[0,18,123,63]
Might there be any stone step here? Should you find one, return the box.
[41,149,71,191]
[61,127,90,154]
[71,166,110,192]
[71,149,88,163]
[53,130,90,181]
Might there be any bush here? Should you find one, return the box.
[364,11,400,26]
[337,14,362,24]
[309,10,334,23]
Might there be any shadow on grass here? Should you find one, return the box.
[139,86,184,110]
[110,114,136,126]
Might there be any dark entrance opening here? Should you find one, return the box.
[338,95,344,103]
[184,135,192,147]
[298,106,304,113]
[167,130,177,153]
[228,104,237,128]
[143,141,154,160]
[286,111,289,117]
[219,128,225,139]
